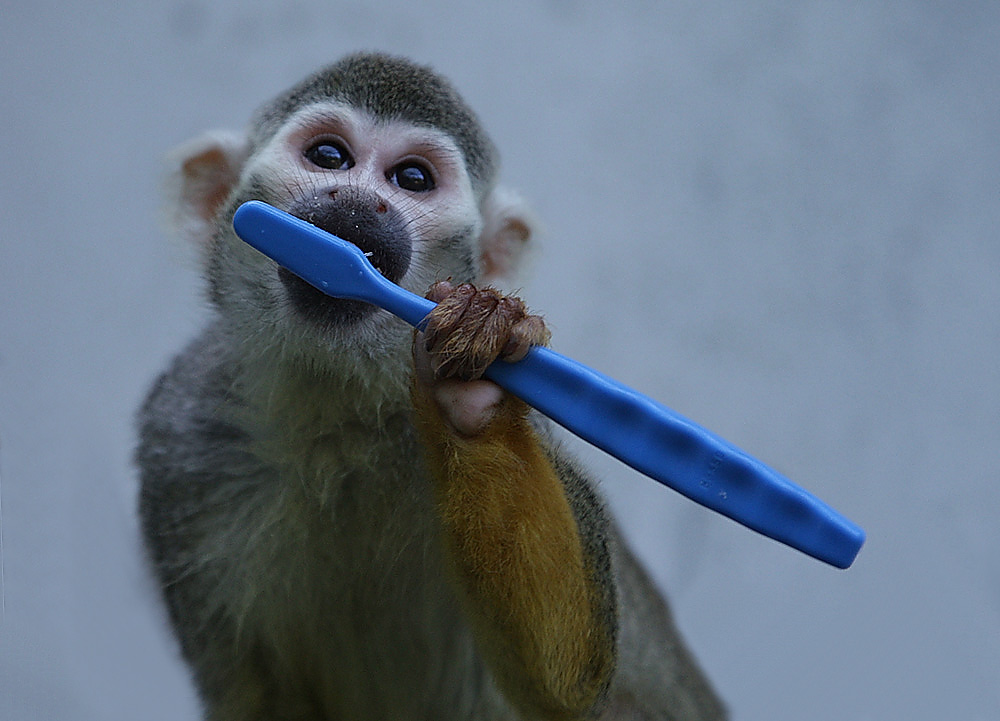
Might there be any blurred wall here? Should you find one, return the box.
[2,2,998,719]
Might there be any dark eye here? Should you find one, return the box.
[389,162,435,192]
[305,141,354,170]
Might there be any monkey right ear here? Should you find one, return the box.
[478,186,536,282]
[165,130,249,245]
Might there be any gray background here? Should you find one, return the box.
[2,2,998,719]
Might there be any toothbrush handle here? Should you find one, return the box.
[483,348,864,568]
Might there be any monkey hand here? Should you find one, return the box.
[414,280,550,437]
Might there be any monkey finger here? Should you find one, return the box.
[426,279,456,304]
[423,283,478,353]
[432,348,495,382]
[418,330,491,382]
[430,290,506,380]
[460,292,528,365]
[501,314,550,363]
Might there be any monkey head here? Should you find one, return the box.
[167,53,533,366]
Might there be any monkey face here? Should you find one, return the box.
[175,64,531,370]
[234,102,484,338]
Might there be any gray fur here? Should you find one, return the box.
[137,53,725,720]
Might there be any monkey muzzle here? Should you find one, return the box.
[280,189,413,326]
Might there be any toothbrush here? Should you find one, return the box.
[233,200,865,569]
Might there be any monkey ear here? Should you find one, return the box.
[165,130,249,245]
[478,186,536,282]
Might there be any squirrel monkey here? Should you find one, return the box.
[137,52,725,720]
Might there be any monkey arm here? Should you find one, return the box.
[411,284,617,720]
[412,386,617,719]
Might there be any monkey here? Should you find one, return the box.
[137,52,726,721]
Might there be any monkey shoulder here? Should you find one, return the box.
[137,324,250,484]
[136,323,260,554]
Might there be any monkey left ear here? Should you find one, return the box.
[478,187,536,281]
[165,130,249,246]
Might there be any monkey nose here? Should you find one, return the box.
[326,188,386,214]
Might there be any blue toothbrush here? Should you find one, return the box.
[233,200,865,569]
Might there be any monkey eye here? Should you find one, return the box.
[389,162,435,193]
[304,140,354,170]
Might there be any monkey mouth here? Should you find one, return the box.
[278,266,376,326]
[279,194,413,328]
[361,250,388,277]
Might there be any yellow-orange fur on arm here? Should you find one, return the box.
[411,378,616,720]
